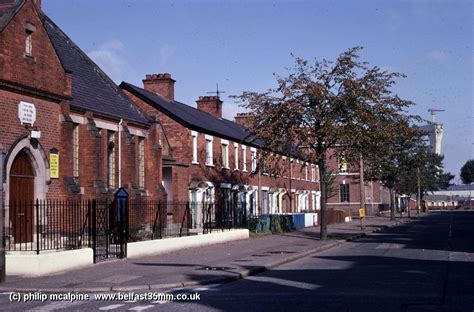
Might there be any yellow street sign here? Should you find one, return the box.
[50,151,59,179]
[359,208,365,218]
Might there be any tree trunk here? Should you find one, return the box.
[397,194,402,218]
[390,187,396,221]
[318,158,328,240]
[417,168,421,214]
[359,155,365,214]
[407,195,411,218]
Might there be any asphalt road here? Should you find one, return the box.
[1,211,473,311]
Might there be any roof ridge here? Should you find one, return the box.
[124,81,246,129]
[121,81,260,145]
[40,13,145,121]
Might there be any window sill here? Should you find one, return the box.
[206,163,214,167]
[192,161,199,165]
[23,53,36,62]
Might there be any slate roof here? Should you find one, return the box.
[0,0,23,32]
[39,15,148,126]
[446,184,474,191]
[120,82,257,146]
[120,82,307,159]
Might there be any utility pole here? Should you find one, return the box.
[417,167,421,214]
[359,155,365,230]
[470,185,472,210]
[0,144,5,283]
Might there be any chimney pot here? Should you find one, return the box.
[234,112,254,129]
[196,95,223,119]
[143,73,175,101]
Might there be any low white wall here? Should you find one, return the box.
[127,229,249,258]
[6,248,93,277]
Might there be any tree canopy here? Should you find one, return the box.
[234,47,419,239]
[460,159,474,184]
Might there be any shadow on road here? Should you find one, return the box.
[173,211,474,312]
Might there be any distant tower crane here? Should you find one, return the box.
[428,108,445,123]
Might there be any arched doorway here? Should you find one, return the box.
[9,151,35,243]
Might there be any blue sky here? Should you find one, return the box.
[43,0,473,182]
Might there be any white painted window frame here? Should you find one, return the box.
[242,145,247,172]
[234,143,239,171]
[250,147,257,172]
[191,131,198,164]
[205,134,214,166]
[221,139,229,169]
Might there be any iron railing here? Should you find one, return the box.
[4,199,90,253]
[3,198,251,253]
[127,200,191,241]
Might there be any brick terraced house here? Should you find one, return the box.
[120,75,321,229]
[0,0,388,276]
[0,0,164,249]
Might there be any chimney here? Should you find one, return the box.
[234,112,254,129]
[143,73,175,101]
[196,96,222,119]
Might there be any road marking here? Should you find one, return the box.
[193,284,221,291]
[246,276,319,290]
[26,300,85,311]
[128,305,154,311]
[376,243,403,249]
[99,304,125,310]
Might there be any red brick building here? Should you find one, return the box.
[120,75,321,225]
[0,0,164,243]
[325,156,390,215]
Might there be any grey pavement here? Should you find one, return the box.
[0,215,416,292]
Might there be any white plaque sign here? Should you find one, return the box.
[18,101,36,126]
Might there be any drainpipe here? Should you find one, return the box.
[118,119,123,187]
[0,144,5,282]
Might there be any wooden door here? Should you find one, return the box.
[9,151,35,243]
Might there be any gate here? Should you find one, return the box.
[90,188,128,263]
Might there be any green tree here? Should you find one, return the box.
[395,144,454,216]
[460,159,474,184]
[363,118,422,219]
[234,47,417,239]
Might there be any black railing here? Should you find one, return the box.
[4,199,90,253]
[128,200,191,242]
[3,198,251,253]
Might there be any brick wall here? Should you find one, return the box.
[121,84,321,213]
[0,0,68,97]
[0,1,163,201]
